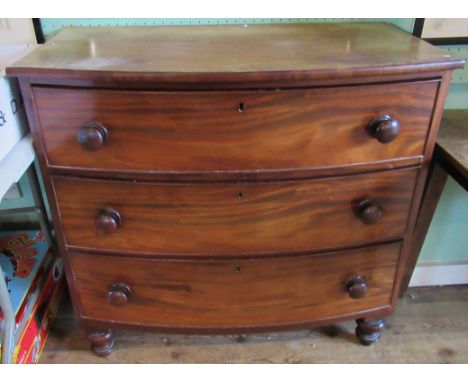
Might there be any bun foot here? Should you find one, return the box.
[86,329,114,356]
[355,318,385,346]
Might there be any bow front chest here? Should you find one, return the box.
[8,23,464,355]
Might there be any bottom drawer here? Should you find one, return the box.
[70,243,401,329]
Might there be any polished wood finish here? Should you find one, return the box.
[355,318,386,346]
[76,122,108,151]
[70,243,400,329]
[356,199,384,225]
[7,24,464,84]
[86,329,114,357]
[94,207,121,235]
[32,82,437,174]
[54,169,417,256]
[10,24,463,354]
[107,283,132,307]
[368,114,400,144]
[345,276,369,299]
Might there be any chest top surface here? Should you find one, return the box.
[7,23,464,83]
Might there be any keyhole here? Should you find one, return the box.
[238,102,245,112]
[235,265,241,273]
[237,191,244,199]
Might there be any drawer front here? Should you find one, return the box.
[70,242,400,328]
[34,81,437,173]
[54,168,417,256]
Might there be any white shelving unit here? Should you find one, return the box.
[0,43,53,364]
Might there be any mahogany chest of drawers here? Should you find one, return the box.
[8,23,464,356]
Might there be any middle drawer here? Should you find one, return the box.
[53,168,417,256]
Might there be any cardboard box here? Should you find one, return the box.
[0,44,36,164]
[13,266,64,363]
[0,230,50,318]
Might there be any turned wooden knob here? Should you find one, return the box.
[77,122,108,151]
[108,283,131,307]
[356,199,383,225]
[95,208,121,234]
[368,114,400,143]
[345,276,368,299]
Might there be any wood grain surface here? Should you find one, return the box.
[70,242,400,329]
[53,168,418,256]
[33,81,437,174]
[7,24,464,84]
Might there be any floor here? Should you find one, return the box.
[40,285,468,363]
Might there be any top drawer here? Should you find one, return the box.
[33,81,438,174]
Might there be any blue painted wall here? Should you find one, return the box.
[38,18,415,39]
[420,177,468,263]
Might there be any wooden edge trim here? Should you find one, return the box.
[66,239,404,261]
[7,60,465,84]
[78,305,394,334]
[47,160,423,184]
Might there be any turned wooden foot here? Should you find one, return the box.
[86,329,114,356]
[355,318,385,346]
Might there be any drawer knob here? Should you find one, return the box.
[77,122,108,151]
[95,208,121,234]
[108,283,131,307]
[356,199,383,225]
[345,276,368,299]
[368,114,400,143]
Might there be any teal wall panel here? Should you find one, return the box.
[420,177,468,263]
[440,45,468,85]
[39,18,415,40]
[441,46,468,110]
[446,84,468,109]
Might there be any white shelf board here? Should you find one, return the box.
[0,134,35,201]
